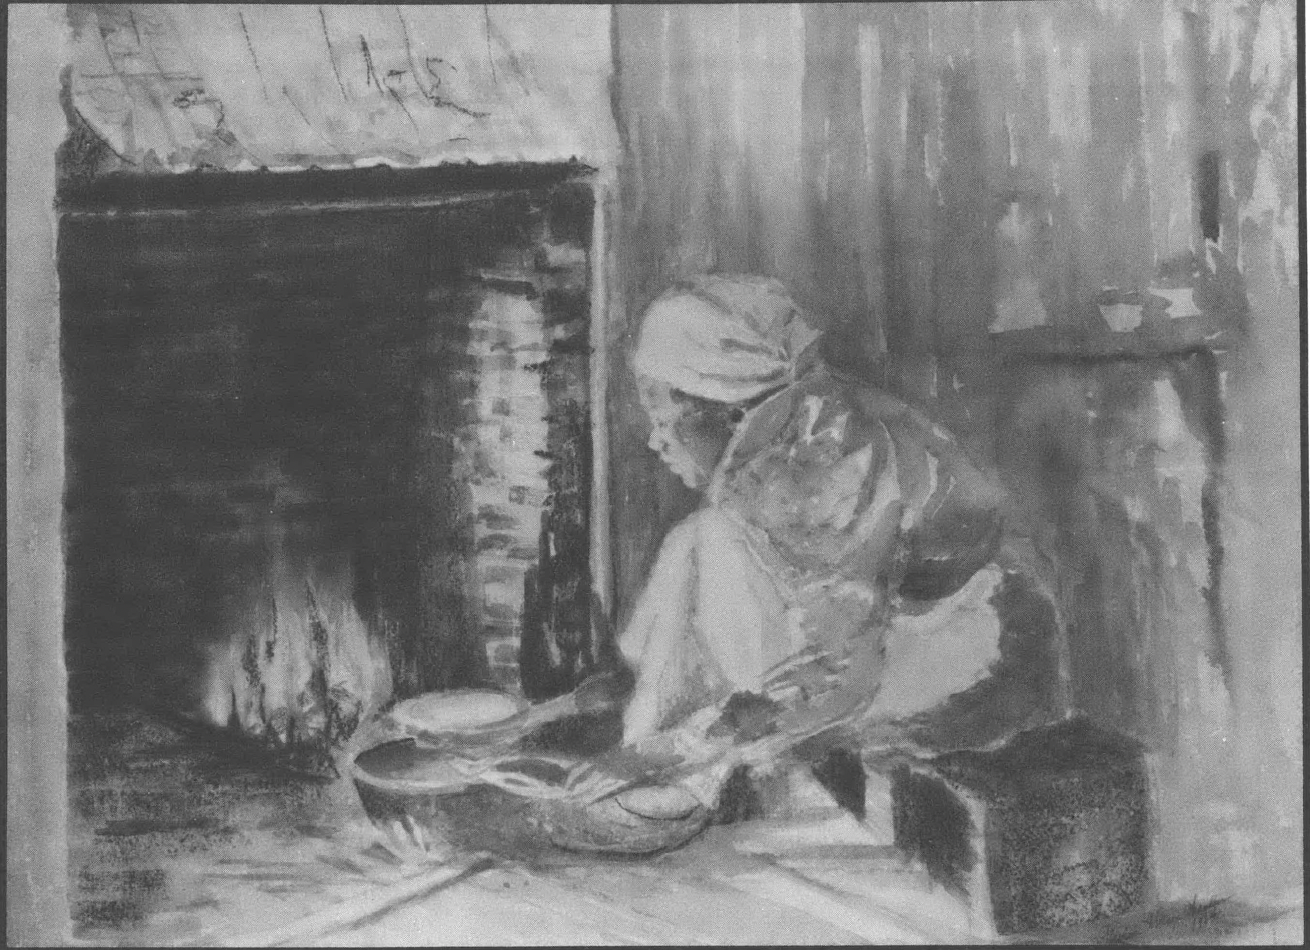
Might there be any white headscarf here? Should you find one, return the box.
[633,274,820,404]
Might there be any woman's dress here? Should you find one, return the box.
[615,364,1042,791]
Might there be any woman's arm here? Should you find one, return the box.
[616,515,701,742]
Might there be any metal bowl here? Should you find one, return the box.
[351,738,552,857]
[387,689,529,738]
[351,737,711,859]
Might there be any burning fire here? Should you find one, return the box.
[202,563,392,751]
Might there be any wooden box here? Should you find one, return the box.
[889,718,1151,935]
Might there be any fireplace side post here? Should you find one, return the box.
[589,172,616,646]
[7,4,70,944]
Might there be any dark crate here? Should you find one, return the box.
[891,718,1151,935]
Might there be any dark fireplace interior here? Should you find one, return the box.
[60,164,600,755]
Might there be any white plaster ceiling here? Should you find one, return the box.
[65,4,617,172]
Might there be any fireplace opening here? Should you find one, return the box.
[60,163,601,760]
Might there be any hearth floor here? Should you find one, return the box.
[67,709,1301,946]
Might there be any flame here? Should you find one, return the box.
[201,561,392,749]
[202,638,238,728]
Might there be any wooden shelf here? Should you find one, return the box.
[990,312,1237,363]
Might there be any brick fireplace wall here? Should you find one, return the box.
[58,170,598,732]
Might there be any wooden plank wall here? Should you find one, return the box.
[610,0,1298,903]
[610,0,1287,601]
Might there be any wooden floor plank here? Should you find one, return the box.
[212,855,493,947]
[724,863,940,945]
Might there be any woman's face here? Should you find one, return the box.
[640,379,745,490]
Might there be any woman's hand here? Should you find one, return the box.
[761,632,883,738]
[573,667,635,714]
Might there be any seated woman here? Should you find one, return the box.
[594,274,1063,820]
[360,275,1065,853]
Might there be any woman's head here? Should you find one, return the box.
[634,274,819,487]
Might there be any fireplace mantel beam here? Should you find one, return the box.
[57,160,597,217]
